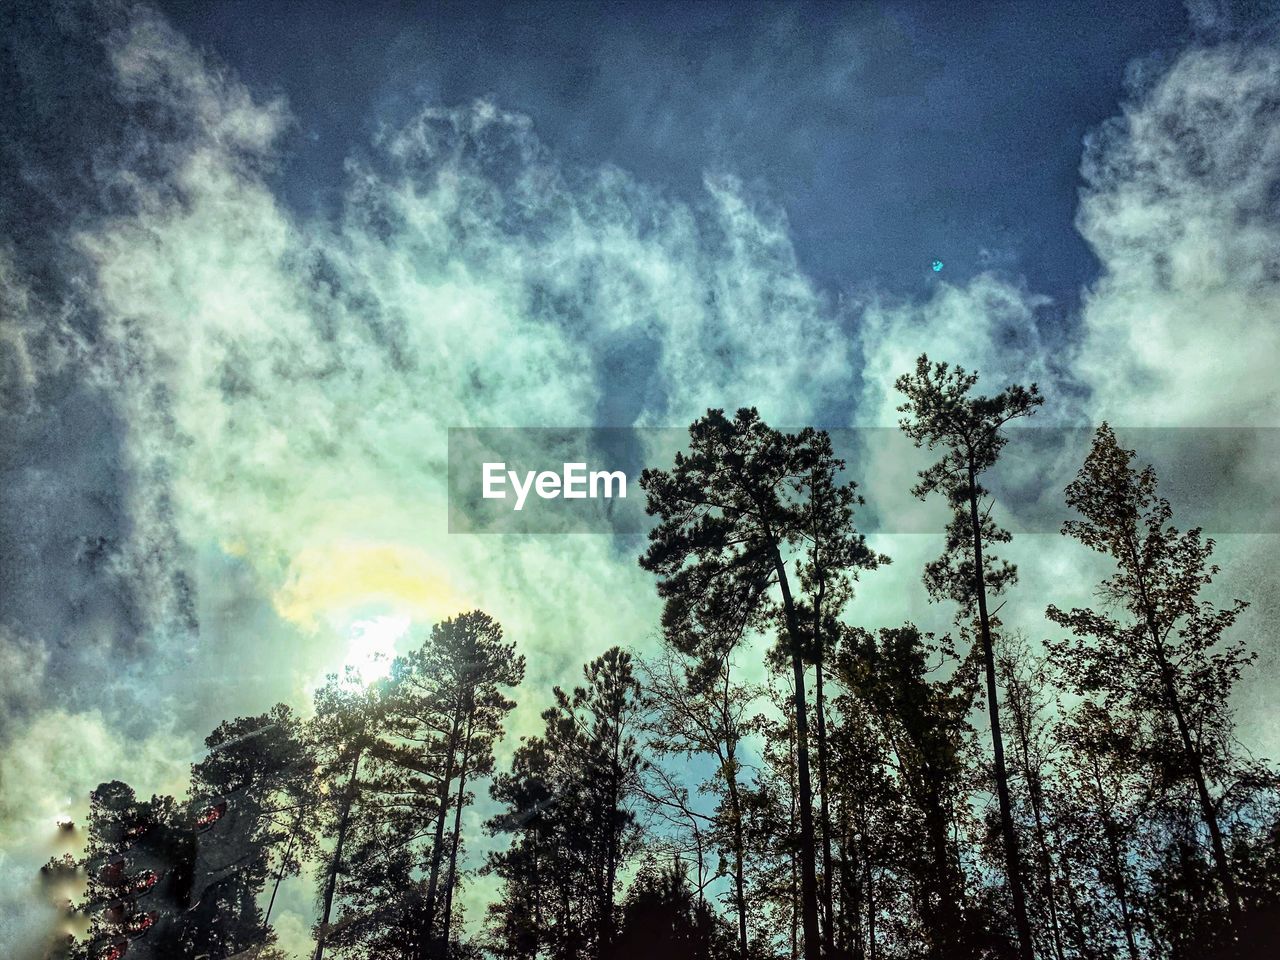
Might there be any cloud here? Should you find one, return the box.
[1074,44,1280,426]
[65,0,861,709]
[1069,36,1280,743]
[0,625,49,720]
[1185,0,1280,41]
[4,5,859,929]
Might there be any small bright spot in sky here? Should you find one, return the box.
[344,614,410,682]
[931,259,944,272]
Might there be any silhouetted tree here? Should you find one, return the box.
[641,408,881,960]
[486,647,642,960]
[184,703,314,958]
[310,672,384,960]
[896,355,1042,960]
[1046,424,1254,937]
[1054,701,1151,960]
[996,637,1072,960]
[605,858,733,960]
[838,624,979,959]
[76,781,193,960]
[743,676,804,960]
[382,610,524,958]
[485,736,559,960]
[640,640,758,959]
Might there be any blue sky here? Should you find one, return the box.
[157,0,1190,306]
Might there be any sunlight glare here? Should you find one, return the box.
[343,614,410,683]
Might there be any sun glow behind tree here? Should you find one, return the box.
[341,615,411,684]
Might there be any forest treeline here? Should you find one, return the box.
[42,356,1280,960]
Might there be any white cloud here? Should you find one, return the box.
[1074,45,1280,426]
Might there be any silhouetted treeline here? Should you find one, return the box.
[44,356,1280,960]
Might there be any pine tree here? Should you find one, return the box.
[310,672,383,960]
[184,703,315,958]
[485,736,559,960]
[824,680,895,960]
[1046,424,1257,938]
[1053,701,1149,960]
[381,610,524,959]
[487,647,642,960]
[640,407,881,960]
[838,624,977,959]
[895,355,1042,960]
[743,676,805,960]
[995,637,1071,960]
[77,781,193,960]
[606,857,733,960]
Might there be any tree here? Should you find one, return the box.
[606,857,733,960]
[640,407,882,960]
[793,441,890,955]
[310,672,384,960]
[1046,424,1255,936]
[743,676,805,960]
[76,781,193,960]
[838,624,978,959]
[309,611,524,960]
[1053,701,1150,960]
[640,639,758,959]
[995,637,1073,960]
[564,647,645,957]
[383,610,524,959]
[185,703,315,959]
[485,735,560,960]
[486,647,643,960]
[895,354,1043,960]
[824,675,896,960]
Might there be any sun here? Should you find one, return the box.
[343,614,411,682]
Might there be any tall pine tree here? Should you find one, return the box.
[1046,424,1255,936]
[895,355,1042,960]
[640,407,881,960]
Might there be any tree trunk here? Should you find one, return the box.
[1027,772,1066,960]
[774,549,824,960]
[925,792,960,951]
[843,819,864,960]
[724,728,750,960]
[790,721,800,960]
[254,831,295,959]
[694,825,706,907]
[601,725,622,959]
[314,746,362,960]
[421,703,464,959]
[815,655,836,954]
[966,473,1035,960]
[441,712,477,948]
[1006,679,1065,960]
[1090,756,1140,960]
[1159,643,1242,930]
[1052,829,1090,958]
[866,860,877,960]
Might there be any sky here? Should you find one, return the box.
[2,0,1279,956]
